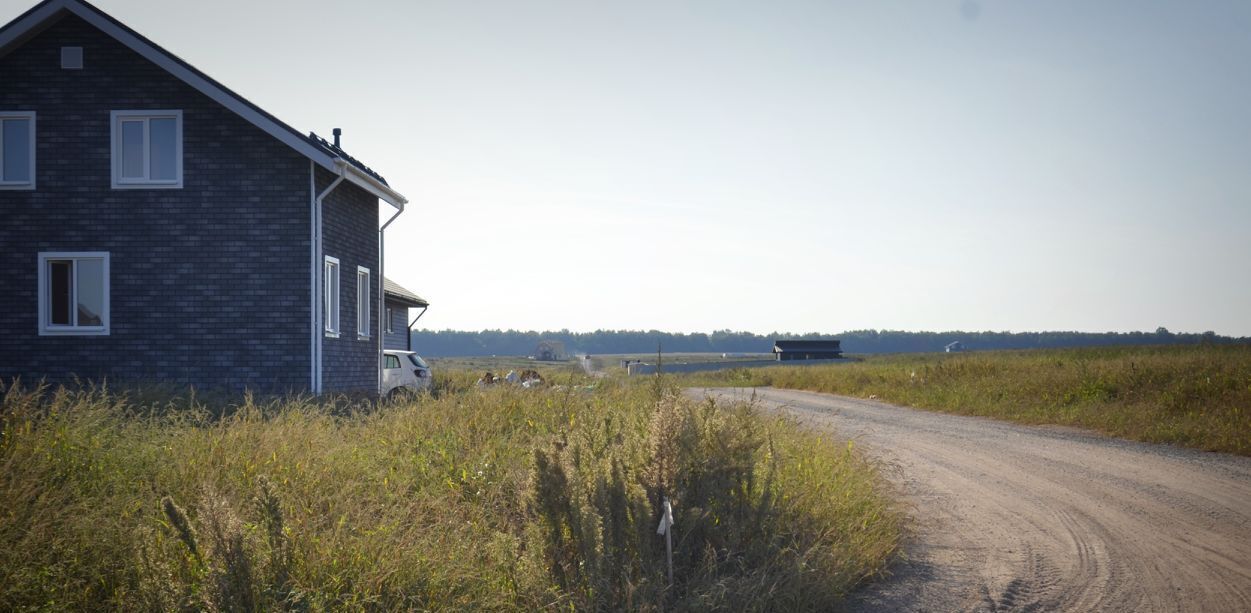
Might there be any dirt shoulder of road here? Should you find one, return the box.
[692,387,1251,612]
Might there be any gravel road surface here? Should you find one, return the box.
[692,387,1251,612]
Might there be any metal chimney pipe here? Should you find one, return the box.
[332,128,342,148]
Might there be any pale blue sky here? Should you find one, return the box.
[7,0,1250,335]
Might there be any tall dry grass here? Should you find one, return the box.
[0,376,899,610]
[684,344,1251,455]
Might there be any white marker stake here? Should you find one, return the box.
[657,497,674,586]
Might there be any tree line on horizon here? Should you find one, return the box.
[409,327,1245,357]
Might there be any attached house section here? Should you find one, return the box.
[383,277,429,351]
[317,167,379,393]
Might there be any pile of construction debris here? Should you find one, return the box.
[476,369,545,388]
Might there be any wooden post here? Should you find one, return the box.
[665,513,673,586]
[657,496,674,586]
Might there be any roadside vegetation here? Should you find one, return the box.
[0,373,899,610]
[427,356,584,378]
[586,353,774,377]
[682,344,1251,456]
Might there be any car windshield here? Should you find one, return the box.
[407,354,429,369]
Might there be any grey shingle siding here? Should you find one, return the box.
[317,167,379,393]
[383,300,408,350]
[0,14,312,393]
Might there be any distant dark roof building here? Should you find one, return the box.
[773,340,843,361]
[534,340,567,361]
[945,341,964,353]
[383,277,428,308]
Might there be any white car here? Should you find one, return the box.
[383,350,433,398]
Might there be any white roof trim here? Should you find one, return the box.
[0,0,61,50]
[0,0,406,208]
[336,160,407,207]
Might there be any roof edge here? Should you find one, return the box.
[0,0,409,208]
[51,0,339,170]
[383,277,428,307]
[384,294,428,308]
[337,160,406,209]
[0,0,63,54]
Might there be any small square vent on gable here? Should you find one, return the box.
[61,46,83,69]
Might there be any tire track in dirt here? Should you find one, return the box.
[691,387,1251,612]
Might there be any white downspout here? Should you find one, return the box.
[407,305,428,351]
[378,201,404,397]
[313,163,347,395]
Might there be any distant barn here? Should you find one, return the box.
[945,341,964,353]
[534,340,567,361]
[773,340,842,361]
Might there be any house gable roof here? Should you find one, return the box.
[383,277,428,308]
[0,0,406,208]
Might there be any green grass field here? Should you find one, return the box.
[426,353,770,379]
[585,353,775,376]
[680,344,1251,456]
[0,373,900,610]
[427,355,584,376]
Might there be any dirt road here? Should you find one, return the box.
[693,387,1251,612]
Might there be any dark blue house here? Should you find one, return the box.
[0,0,411,394]
[383,277,428,352]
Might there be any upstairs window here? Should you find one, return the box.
[38,252,109,335]
[111,110,182,188]
[357,266,371,339]
[324,256,340,337]
[0,112,35,189]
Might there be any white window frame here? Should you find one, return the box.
[110,110,183,189]
[357,266,371,340]
[324,256,340,338]
[0,111,36,190]
[37,252,110,336]
[385,307,394,334]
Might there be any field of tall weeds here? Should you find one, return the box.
[685,344,1251,455]
[0,375,899,611]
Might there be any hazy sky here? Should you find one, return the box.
[7,0,1250,335]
